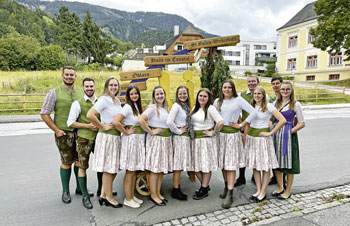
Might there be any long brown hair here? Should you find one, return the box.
[102,77,119,97]
[276,81,296,110]
[126,84,143,116]
[217,79,238,111]
[251,86,268,112]
[192,88,213,120]
[151,86,169,117]
[175,85,190,108]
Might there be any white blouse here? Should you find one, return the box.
[250,103,276,129]
[273,101,305,123]
[120,103,140,126]
[192,105,223,130]
[94,96,122,124]
[167,102,187,135]
[142,104,169,128]
[214,96,257,125]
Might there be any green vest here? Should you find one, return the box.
[241,90,252,121]
[77,97,98,140]
[54,84,84,131]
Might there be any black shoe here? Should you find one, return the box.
[62,192,71,204]
[256,195,266,203]
[161,198,168,203]
[219,185,228,199]
[82,196,93,209]
[269,176,277,185]
[178,185,188,199]
[98,197,106,206]
[249,195,258,201]
[105,199,123,208]
[234,179,246,187]
[75,189,94,197]
[150,197,166,206]
[277,193,291,200]
[271,190,284,197]
[97,191,117,197]
[172,188,188,201]
[193,186,209,200]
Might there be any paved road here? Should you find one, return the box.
[1,115,350,226]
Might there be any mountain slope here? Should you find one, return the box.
[16,0,217,45]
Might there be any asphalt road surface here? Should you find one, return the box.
[0,115,350,226]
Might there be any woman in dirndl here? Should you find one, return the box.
[87,77,123,208]
[214,79,257,208]
[272,81,305,200]
[167,85,195,201]
[138,86,173,206]
[113,84,145,208]
[245,86,286,203]
[191,88,224,200]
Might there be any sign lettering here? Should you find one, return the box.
[144,55,195,66]
[120,68,161,81]
[184,35,240,50]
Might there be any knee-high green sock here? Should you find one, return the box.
[60,167,71,193]
[74,165,81,191]
[97,172,103,195]
[78,176,88,197]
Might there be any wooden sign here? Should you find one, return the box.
[144,55,195,66]
[120,82,147,92]
[184,35,240,50]
[118,95,126,104]
[120,68,161,81]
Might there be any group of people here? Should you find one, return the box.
[41,66,305,211]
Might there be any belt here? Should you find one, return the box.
[125,125,144,134]
[247,127,270,137]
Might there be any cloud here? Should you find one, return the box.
[65,0,316,41]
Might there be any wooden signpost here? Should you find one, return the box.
[120,82,147,93]
[144,55,195,66]
[184,35,240,50]
[120,68,161,81]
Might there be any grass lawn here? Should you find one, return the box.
[0,70,348,114]
[319,78,350,88]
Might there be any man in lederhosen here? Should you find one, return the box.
[41,66,93,204]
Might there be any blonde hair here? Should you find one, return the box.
[102,77,119,97]
[151,86,169,117]
[276,81,296,110]
[251,86,268,112]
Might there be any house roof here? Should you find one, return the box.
[182,25,202,36]
[163,34,180,50]
[277,2,317,31]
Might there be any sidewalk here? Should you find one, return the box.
[1,104,350,124]
[153,184,350,226]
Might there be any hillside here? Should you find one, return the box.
[16,0,217,46]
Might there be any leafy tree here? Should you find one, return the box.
[310,0,350,60]
[36,44,65,70]
[200,50,231,98]
[264,60,276,77]
[0,33,40,70]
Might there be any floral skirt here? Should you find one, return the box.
[120,134,145,171]
[92,132,121,174]
[173,135,193,171]
[145,135,173,174]
[245,135,278,171]
[192,136,218,173]
[218,132,246,170]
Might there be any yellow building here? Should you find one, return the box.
[276,2,350,81]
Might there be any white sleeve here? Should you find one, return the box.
[213,98,219,108]
[167,103,182,134]
[208,105,223,123]
[67,100,81,127]
[120,104,132,118]
[142,104,156,119]
[266,94,270,103]
[94,96,107,114]
[239,97,257,123]
[267,103,276,113]
[294,101,305,122]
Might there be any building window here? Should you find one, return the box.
[308,32,315,44]
[329,74,340,80]
[288,36,298,48]
[287,58,296,70]
[306,55,317,68]
[176,44,183,51]
[329,53,342,66]
[233,60,240,65]
[306,75,315,81]
[254,45,267,50]
[233,51,240,56]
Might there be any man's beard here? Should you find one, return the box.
[85,91,94,97]
[63,81,74,86]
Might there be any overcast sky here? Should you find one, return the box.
[65,0,316,41]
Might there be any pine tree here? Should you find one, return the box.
[200,49,231,98]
